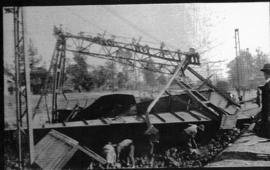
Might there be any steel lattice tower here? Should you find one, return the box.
[5,6,35,168]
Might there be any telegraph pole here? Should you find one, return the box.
[234,29,241,98]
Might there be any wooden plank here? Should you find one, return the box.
[36,137,66,168]
[188,111,202,120]
[170,111,185,121]
[189,110,211,121]
[183,90,219,119]
[34,130,79,169]
[157,113,179,123]
[100,117,111,124]
[55,147,78,169]
[77,145,107,165]
[35,133,57,163]
[47,142,68,169]
[153,113,166,122]
[49,129,79,146]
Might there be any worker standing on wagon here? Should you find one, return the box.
[103,141,117,168]
[116,139,135,168]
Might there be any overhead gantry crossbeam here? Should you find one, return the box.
[61,31,200,75]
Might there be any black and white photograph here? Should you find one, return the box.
[3,2,270,169]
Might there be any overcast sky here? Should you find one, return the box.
[3,2,270,78]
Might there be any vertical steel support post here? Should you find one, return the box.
[52,34,66,122]
[12,6,35,168]
[21,7,35,164]
[13,7,23,169]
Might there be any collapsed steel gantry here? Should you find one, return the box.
[34,26,240,134]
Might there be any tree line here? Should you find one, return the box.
[7,40,268,95]
[5,40,169,95]
[227,48,269,90]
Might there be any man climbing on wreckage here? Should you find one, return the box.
[254,64,270,138]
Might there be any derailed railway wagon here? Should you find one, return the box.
[5,25,258,169]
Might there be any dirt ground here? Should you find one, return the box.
[206,131,270,167]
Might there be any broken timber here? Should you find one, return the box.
[34,130,106,169]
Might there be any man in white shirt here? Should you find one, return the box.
[103,141,117,168]
[116,139,135,168]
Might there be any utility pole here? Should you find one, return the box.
[22,7,35,164]
[234,28,241,98]
[5,6,35,168]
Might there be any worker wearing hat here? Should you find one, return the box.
[257,63,270,138]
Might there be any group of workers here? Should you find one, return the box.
[102,124,205,168]
[102,63,270,168]
[103,139,135,168]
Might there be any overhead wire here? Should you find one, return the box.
[62,6,225,69]
[62,7,163,48]
[62,7,105,33]
[62,6,220,56]
[100,6,178,49]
